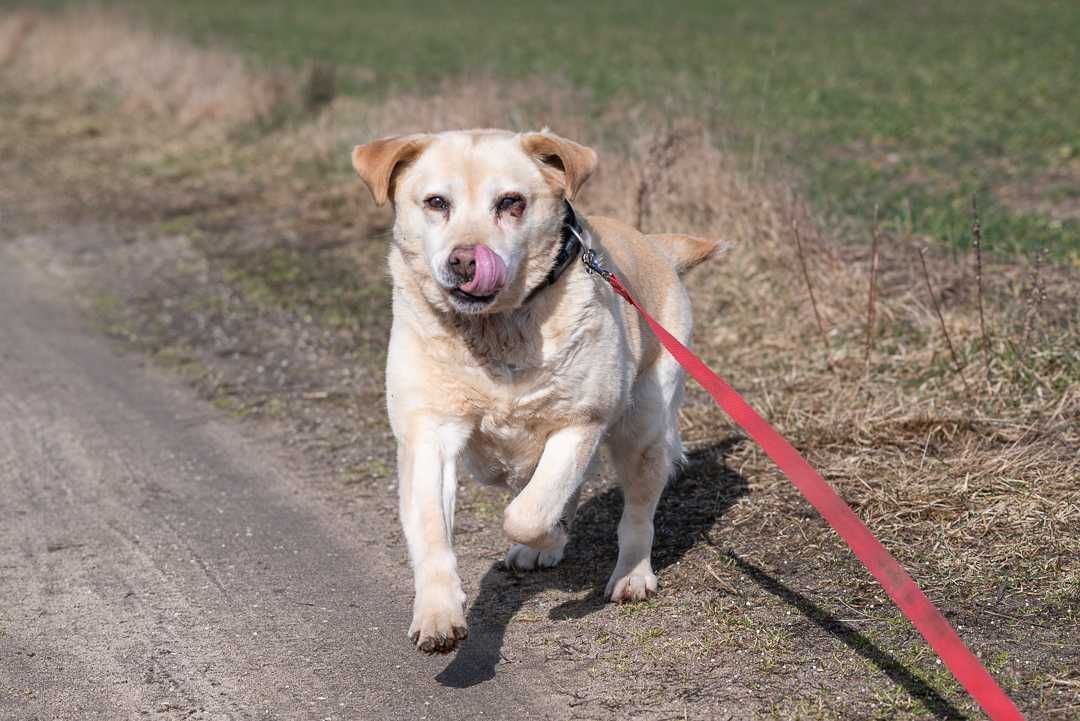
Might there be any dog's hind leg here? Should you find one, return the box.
[605,356,685,602]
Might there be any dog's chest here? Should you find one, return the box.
[409,303,627,487]
[462,362,586,487]
[466,417,539,487]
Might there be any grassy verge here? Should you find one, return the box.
[2,8,1078,719]
[24,0,1080,259]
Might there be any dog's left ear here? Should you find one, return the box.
[352,133,433,206]
[520,130,598,200]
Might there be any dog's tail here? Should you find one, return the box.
[648,234,730,275]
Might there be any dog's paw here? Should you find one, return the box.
[505,542,564,572]
[605,571,658,603]
[408,594,468,654]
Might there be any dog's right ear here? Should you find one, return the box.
[351,134,432,207]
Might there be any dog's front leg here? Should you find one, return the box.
[503,424,604,555]
[398,418,470,653]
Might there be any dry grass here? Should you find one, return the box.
[0,7,291,130]
[2,7,1077,719]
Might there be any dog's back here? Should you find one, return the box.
[584,215,719,369]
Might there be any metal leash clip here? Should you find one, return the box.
[564,199,612,280]
[581,247,611,279]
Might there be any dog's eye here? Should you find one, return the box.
[495,194,525,217]
[424,195,450,211]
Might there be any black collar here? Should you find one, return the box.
[523,200,583,304]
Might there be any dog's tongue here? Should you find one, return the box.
[459,245,507,297]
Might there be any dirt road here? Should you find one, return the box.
[0,249,555,719]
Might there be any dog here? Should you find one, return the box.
[351,129,720,653]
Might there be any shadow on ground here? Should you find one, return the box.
[436,436,968,721]
[437,437,747,688]
[727,552,966,721]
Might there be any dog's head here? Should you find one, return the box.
[352,129,596,315]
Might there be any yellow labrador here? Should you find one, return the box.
[351,129,719,653]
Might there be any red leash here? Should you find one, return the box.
[588,257,1023,720]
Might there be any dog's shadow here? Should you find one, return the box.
[435,435,969,721]
[436,437,747,688]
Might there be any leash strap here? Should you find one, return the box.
[592,263,1023,721]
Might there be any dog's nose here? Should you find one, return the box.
[448,245,476,281]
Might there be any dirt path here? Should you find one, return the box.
[0,247,557,720]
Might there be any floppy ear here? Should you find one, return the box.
[520,130,598,200]
[351,133,432,206]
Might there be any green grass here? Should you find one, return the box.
[27,0,1080,257]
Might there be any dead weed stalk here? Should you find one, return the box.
[635,128,680,230]
[918,247,971,394]
[864,206,881,366]
[1020,247,1049,348]
[792,219,834,374]
[971,195,993,389]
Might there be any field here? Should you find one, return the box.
[25,0,1080,259]
[1,3,1078,719]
